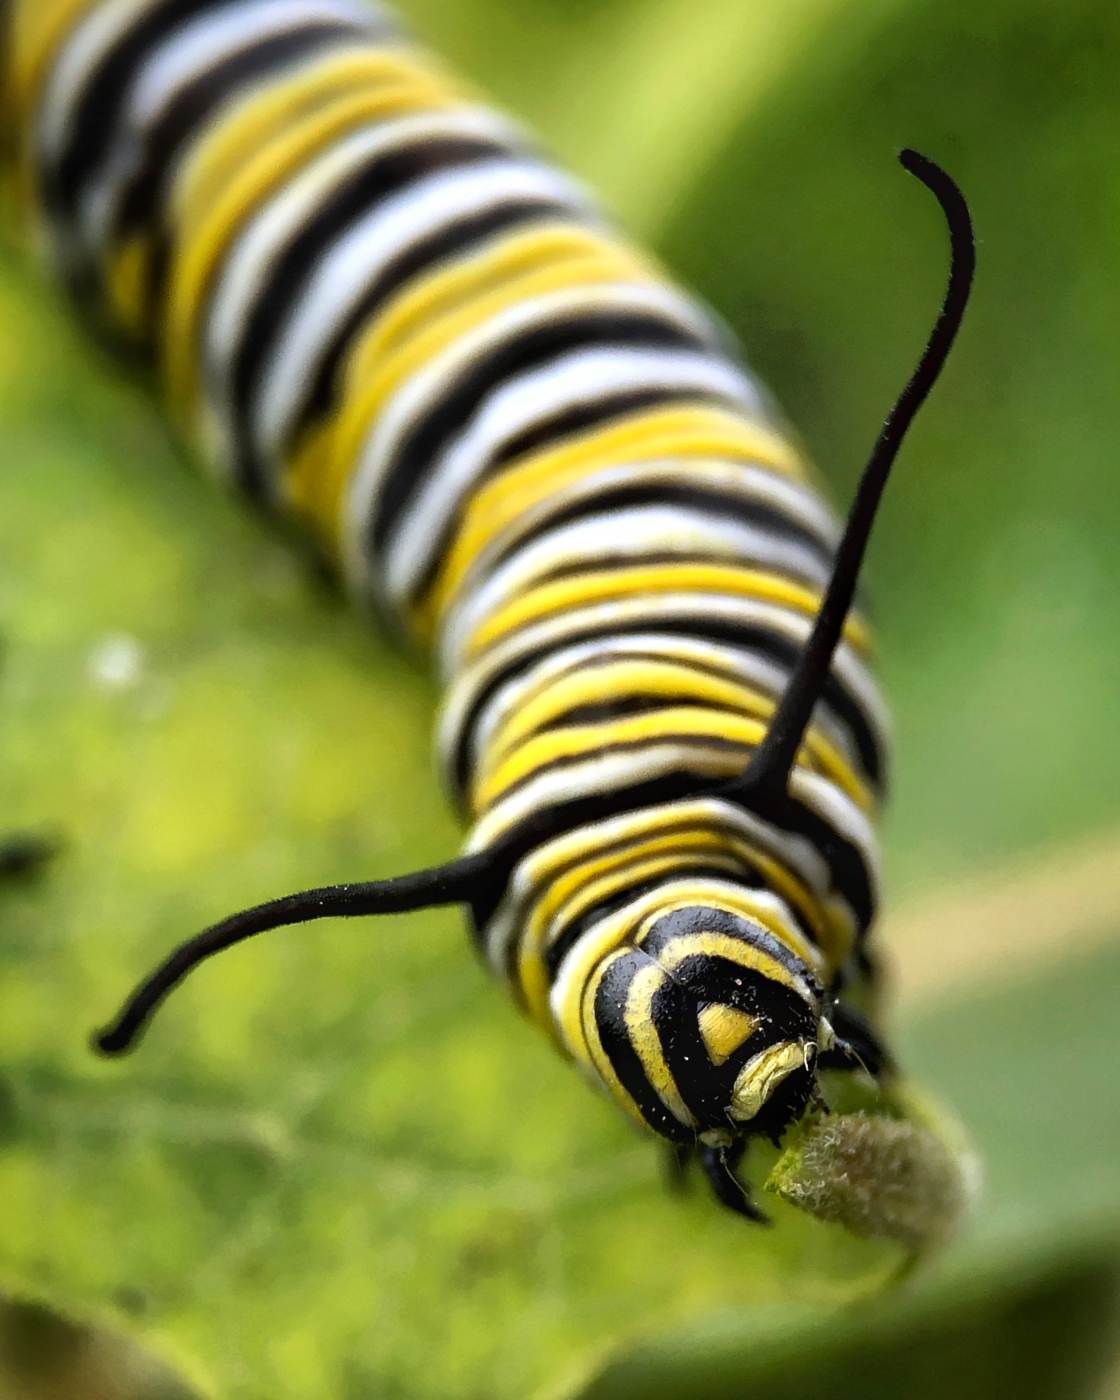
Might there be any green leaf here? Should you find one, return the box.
[577,1230,1120,1400]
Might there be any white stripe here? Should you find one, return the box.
[467,739,762,852]
[252,158,594,477]
[479,797,836,981]
[788,767,882,897]
[36,0,153,163]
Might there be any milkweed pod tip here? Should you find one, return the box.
[765,1093,981,1254]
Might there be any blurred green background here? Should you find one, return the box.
[2,0,1120,1396]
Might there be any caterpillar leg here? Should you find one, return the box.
[0,832,58,881]
[820,1002,893,1080]
[700,1141,769,1224]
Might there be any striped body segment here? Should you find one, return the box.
[5,0,892,1166]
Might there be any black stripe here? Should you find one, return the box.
[592,951,694,1142]
[221,132,516,494]
[525,547,825,600]
[450,645,847,796]
[531,691,749,732]
[464,758,876,939]
[768,793,876,931]
[491,387,716,471]
[465,773,777,930]
[366,308,717,554]
[467,810,719,959]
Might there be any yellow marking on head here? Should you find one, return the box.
[464,562,869,659]
[425,409,805,628]
[287,231,649,543]
[164,56,457,410]
[652,926,815,1004]
[575,951,658,1135]
[623,961,695,1128]
[548,882,693,1060]
[698,1003,759,1066]
[729,1041,808,1122]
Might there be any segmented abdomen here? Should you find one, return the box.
[6,0,890,1113]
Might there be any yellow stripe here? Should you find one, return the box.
[473,706,871,824]
[514,814,831,986]
[170,46,452,232]
[466,561,869,659]
[653,927,813,1003]
[288,232,653,546]
[473,704,766,808]
[6,0,99,118]
[426,407,805,627]
[478,656,873,814]
[6,0,105,211]
[519,837,701,1025]
[164,53,458,411]
[623,961,696,1127]
[577,952,656,1134]
[104,235,149,339]
[551,884,678,1060]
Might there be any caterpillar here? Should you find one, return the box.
[4,0,972,1220]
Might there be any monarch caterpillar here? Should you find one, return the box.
[5,0,972,1220]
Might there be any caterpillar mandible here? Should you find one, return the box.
[5,0,972,1220]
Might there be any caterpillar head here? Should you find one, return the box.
[579,901,824,1151]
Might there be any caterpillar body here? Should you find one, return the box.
[4,0,972,1217]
